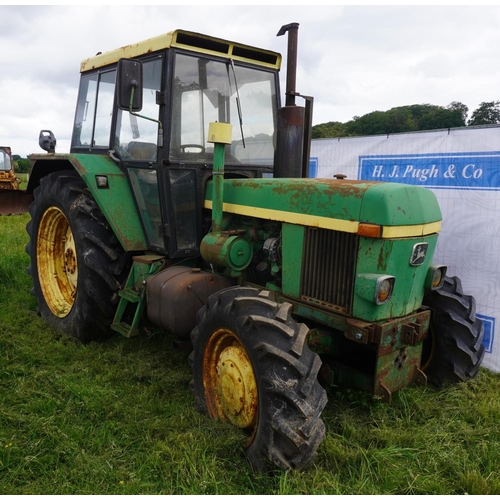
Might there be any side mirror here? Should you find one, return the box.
[117,58,143,112]
[39,130,57,153]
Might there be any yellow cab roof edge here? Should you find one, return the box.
[80,29,282,72]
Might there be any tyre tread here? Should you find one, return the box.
[26,170,131,341]
[190,286,326,472]
[423,275,485,386]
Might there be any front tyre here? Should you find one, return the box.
[190,287,327,472]
[26,170,131,342]
[422,275,485,386]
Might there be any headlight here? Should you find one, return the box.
[356,274,396,305]
[425,265,447,290]
[376,278,394,304]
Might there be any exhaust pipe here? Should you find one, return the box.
[274,23,313,179]
[279,23,299,107]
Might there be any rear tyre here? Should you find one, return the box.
[422,275,485,386]
[190,286,327,472]
[26,170,131,342]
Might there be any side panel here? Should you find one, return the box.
[29,153,147,252]
[281,223,304,298]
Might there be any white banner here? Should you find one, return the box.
[311,125,500,372]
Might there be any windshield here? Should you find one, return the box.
[170,53,277,165]
[0,149,12,171]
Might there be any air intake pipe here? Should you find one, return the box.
[200,122,253,275]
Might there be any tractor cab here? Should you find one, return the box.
[0,146,20,190]
[70,30,281,258]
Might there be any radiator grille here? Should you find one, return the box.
[301,228,358,313]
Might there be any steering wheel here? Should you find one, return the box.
[180,144,205,153]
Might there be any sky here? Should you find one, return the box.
[3,4,500,157]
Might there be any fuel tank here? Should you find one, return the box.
[146,266,232,338]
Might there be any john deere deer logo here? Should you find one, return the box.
[410,243,428,266]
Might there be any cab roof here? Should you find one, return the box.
[80,29,282,72]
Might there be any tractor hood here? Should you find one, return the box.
[204,178,442,238]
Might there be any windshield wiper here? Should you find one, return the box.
[229,59,246,148]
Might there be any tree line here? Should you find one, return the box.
[12,155,30,173]
[312,101,500,139]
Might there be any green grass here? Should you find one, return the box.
[1,214,500,494]
[17,174,28,191]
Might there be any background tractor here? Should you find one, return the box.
[23,24,484,472]
[0,146,32,214]
[0,146,19,190]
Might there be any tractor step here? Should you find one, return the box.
[118,287,141,303]
[111,255,165,338]
[111,322,138,338]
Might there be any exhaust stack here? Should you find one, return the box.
[274,23,313,179]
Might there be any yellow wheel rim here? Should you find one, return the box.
[203,328,258,430]
[37,206,78,317]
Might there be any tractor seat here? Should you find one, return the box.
[126,141,157,161]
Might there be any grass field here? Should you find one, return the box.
[17,173,28,191]
[1,214,499,494]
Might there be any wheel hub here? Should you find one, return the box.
[204,329,258,430]
[216,345,257,427]
[37,206,78,317]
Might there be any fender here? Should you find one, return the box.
[27,153,148,251]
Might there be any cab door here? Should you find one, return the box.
[114,56,167,252]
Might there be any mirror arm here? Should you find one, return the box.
[128,85,164,147]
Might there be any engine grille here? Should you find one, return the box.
[301,228,358,313]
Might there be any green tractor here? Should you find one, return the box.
[25,24,484,471]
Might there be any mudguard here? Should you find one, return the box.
[27,153,147,251]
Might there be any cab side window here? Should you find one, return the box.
[0,150,7,170]
[72,69,116,149]
[93,71,116,146]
